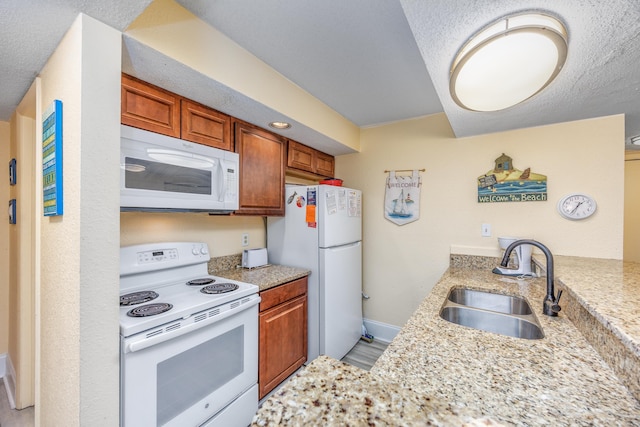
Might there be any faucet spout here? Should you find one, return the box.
[498,239,562,317]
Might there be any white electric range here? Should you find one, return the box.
[119,242,260,427]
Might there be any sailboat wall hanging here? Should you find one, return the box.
[384,170,422,225]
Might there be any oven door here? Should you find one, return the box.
[120,300,258,427]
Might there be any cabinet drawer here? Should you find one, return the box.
[259,277,308,312]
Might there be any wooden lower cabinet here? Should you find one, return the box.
[258,277,308,399]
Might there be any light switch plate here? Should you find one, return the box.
[481,223,491,237]
[9,158,16,185]
[9,199,16,224]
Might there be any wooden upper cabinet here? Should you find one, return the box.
[287,140,314,171]
[121,74,181,138]
[287,139,335,178]
[181,99,232,151]
[235,121,286,216]
[315,150,335,177]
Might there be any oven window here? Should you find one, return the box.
[124,157,212,195]
[156,325,244,425]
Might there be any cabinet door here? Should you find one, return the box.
[235,122,286,216]
[259,294,307,399]
[121,74,181,138]
[181,100,232,151]
[315,151,335,177]
[287,140,314,172]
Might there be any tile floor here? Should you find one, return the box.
[0,379,34,427]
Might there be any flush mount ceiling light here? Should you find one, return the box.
[269,121,291,129]
[450,12,568,112]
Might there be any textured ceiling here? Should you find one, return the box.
[0,0,153,120]
[2,0,640,151]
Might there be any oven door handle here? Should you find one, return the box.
[125,296,260,354]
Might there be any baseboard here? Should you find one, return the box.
[0,353,5,378]
[3,353,16,409]
[363,318,400,344]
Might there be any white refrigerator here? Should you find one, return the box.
[267,185,362,361]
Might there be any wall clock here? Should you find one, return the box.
[557,193,597,220]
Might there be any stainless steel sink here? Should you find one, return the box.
[447,287,532,315]
[440,288,544,340]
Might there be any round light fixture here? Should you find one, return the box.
[268,121,291,129]
[450,12,568,112]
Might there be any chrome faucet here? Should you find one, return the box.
[498,239,562,316]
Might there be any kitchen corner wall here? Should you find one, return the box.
[38,14,121,426]
[336,113,624,327]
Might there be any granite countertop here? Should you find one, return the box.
[254,355,501,426]
[551,256,640,358]
[253,256,640,426]
[212,263,310,292]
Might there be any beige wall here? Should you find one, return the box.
[125,0,360,152]
[624,150,640,262]
[38,14,121,425]
[121,213,265,254]
[336,113,625,327]
[8,111,36,409]
[0,121,9,356]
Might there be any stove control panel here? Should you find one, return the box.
[120,242,211,277]
[137,248,179,264]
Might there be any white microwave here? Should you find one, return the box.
[120,125,239,213]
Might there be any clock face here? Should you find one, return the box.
[557,193,597,220]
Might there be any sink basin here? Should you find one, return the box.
[447,288,532,315]
[440,306,544,340]
[440,288,544,340]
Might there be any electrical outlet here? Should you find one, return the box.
[241,233,249,247]
[481,223,491,237]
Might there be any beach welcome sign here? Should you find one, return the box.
[384,170,421,225]
[477,153,547,203]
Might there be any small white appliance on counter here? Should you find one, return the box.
[242,248,268,269]
[119,242,260,427]
[268,185,363,361]
[120,125,239,213]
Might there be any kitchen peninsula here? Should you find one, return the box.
[252,255,640,426]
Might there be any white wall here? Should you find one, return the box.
[38,14,121,425]
[337,113,625,327]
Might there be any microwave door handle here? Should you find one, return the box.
[217,159,226,202]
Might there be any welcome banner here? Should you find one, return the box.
[384,170,421,226]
